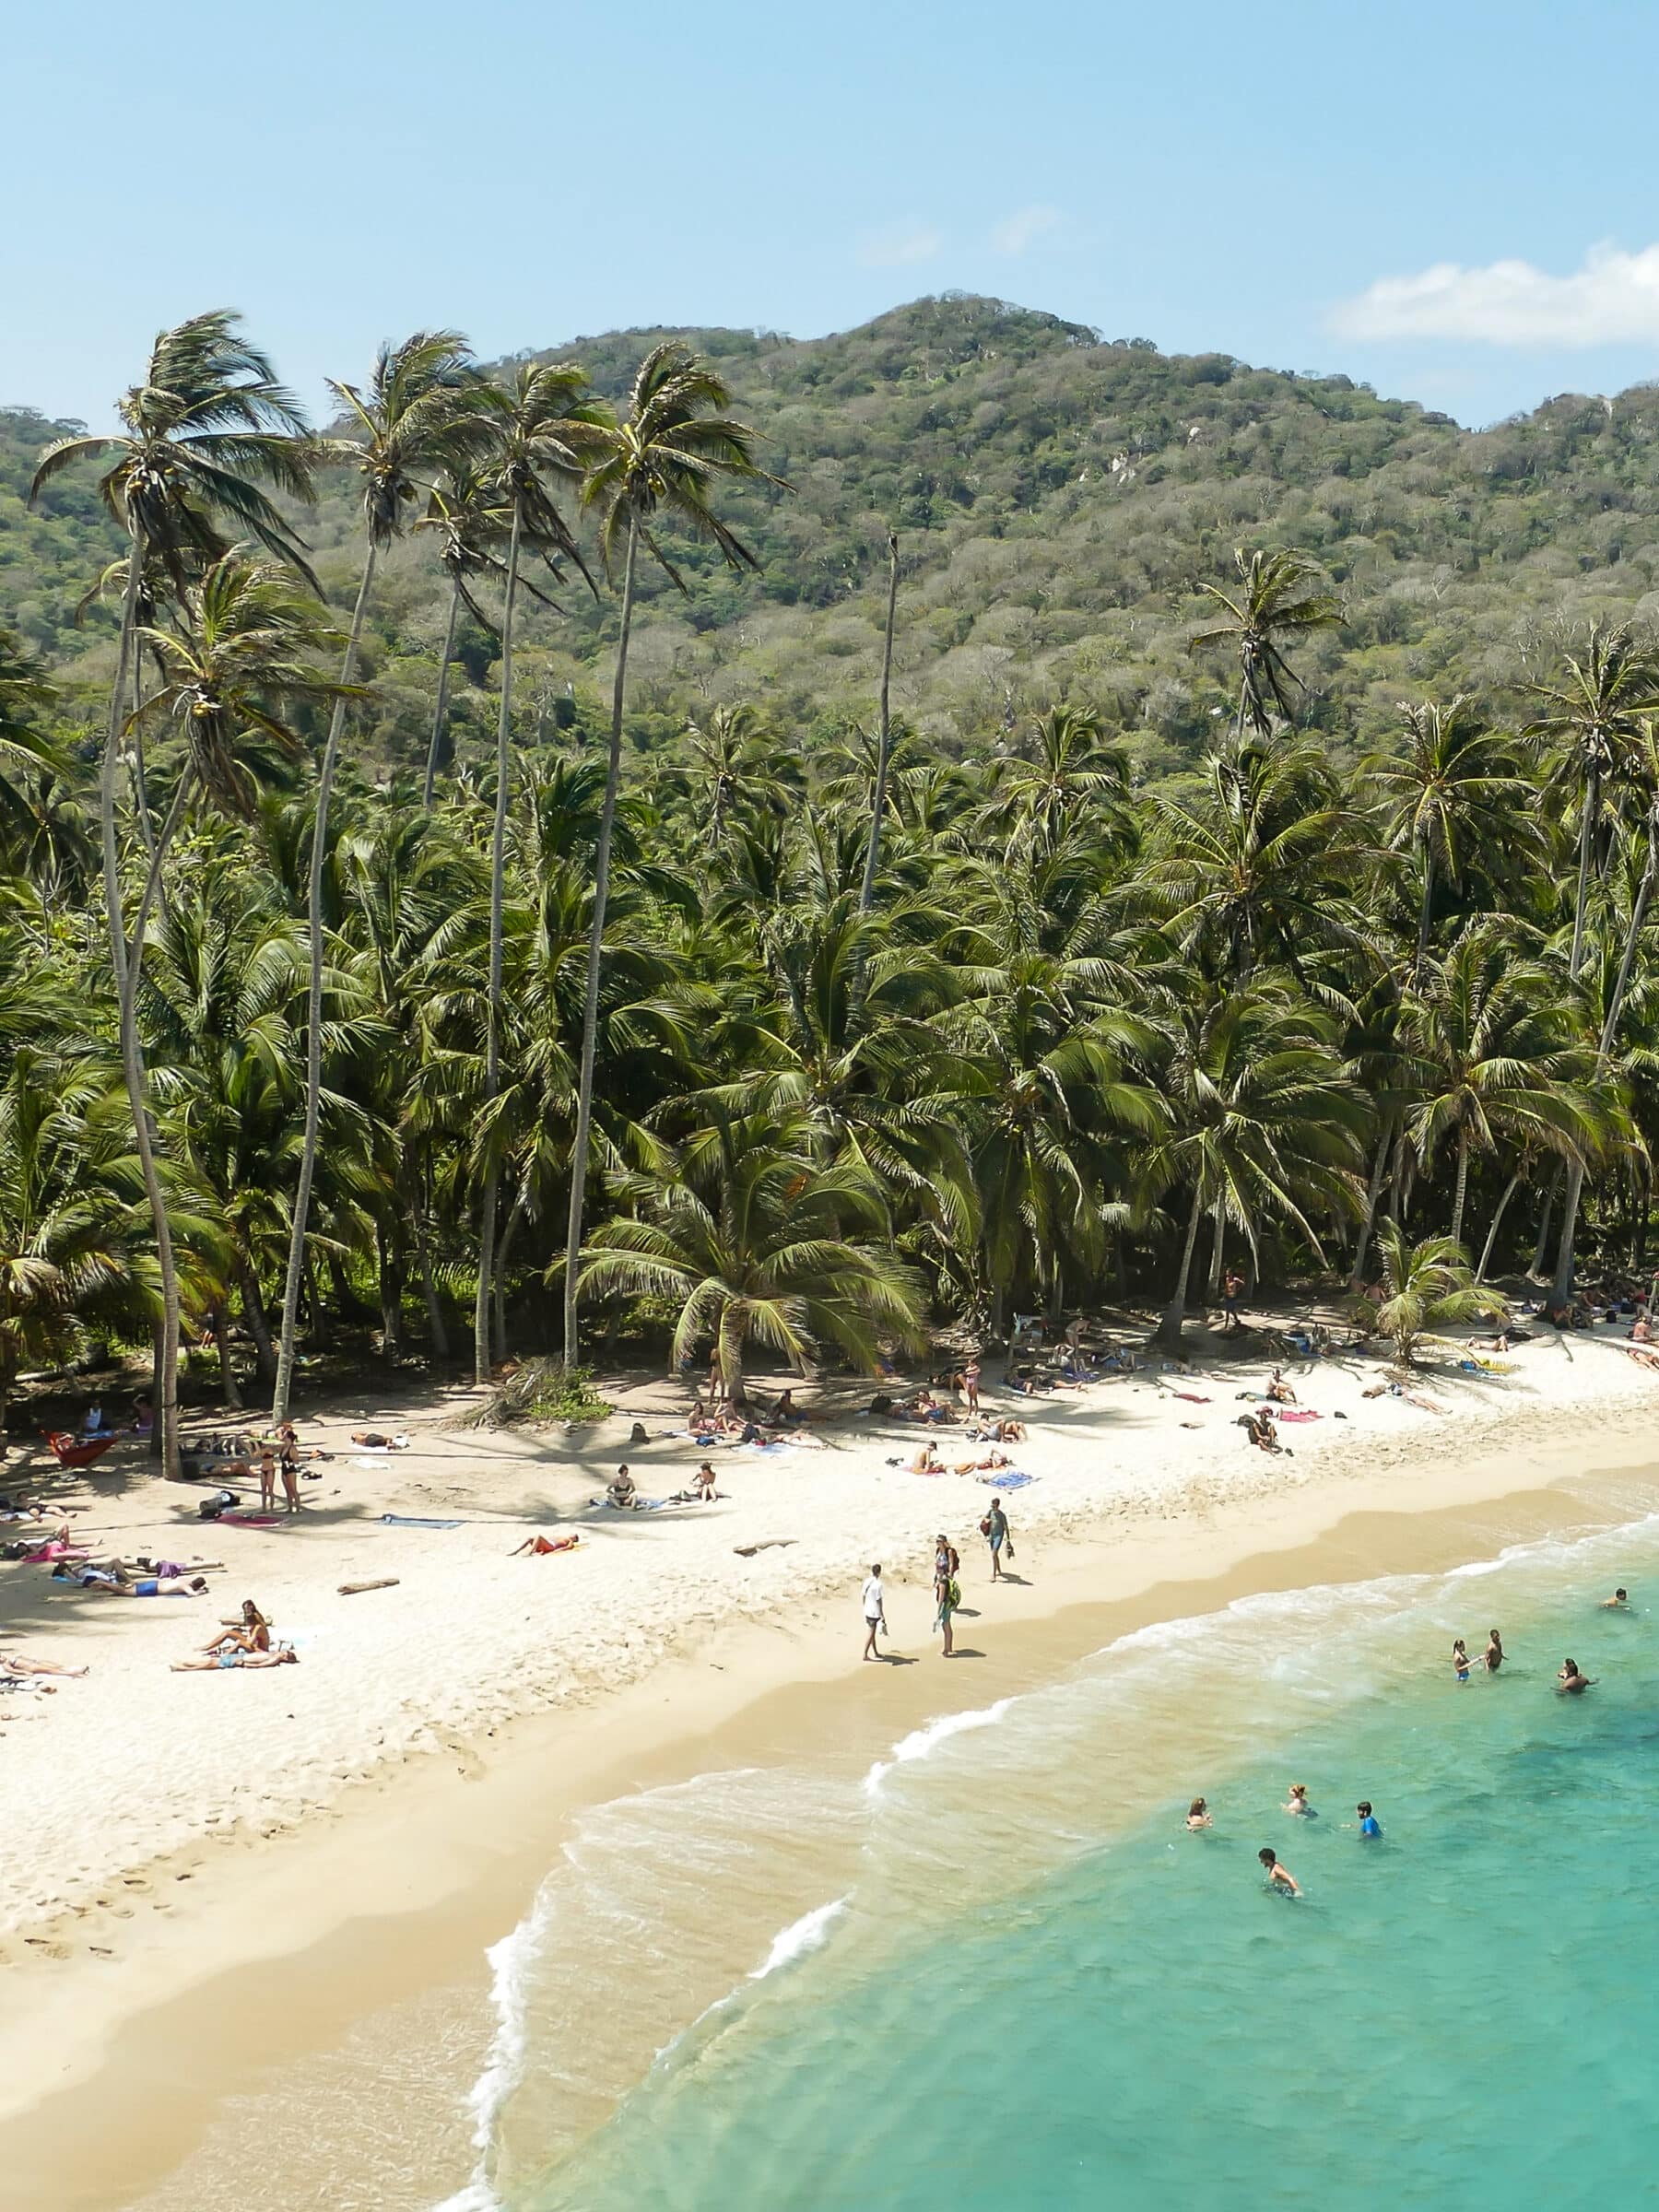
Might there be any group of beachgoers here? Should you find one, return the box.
[859,1501,1015,1661]
[0,1416,337,1690]
[1206,1594,1629,1898]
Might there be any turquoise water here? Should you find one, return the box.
[453,1498,1659,2212]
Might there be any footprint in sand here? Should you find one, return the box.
[24,1940,71,1959]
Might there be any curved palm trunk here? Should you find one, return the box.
[1477,1172,1521,1282]
[273,544,378,1422]
[421,577,463,810]
[115,769,194,1477]
[1206,1207,1226,1300]
[100,534,184,1477]
[1347,1122,1393,1292]
[1568,759,1600,981]
[1155,1182,1206,1347]
[1551,808,1659,1307]
[1450,1125,1471,1252]
[856,531,900,917]
[1414,846,1436,968]
[476,496,524,1385]
[564,515,640,1370]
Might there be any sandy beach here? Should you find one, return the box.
[4,1317,1659,2208]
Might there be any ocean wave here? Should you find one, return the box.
[429,1881,557,2212]
[864,1698,1017,1796]
[749,1895,850,1979]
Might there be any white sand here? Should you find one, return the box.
[2,1318,1654,1953]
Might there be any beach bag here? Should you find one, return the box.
[979,1515,992,1536]
[947,1576,961,1608]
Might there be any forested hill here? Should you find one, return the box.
[9,291,1659,775]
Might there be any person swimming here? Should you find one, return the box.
[1484,1630,1504,1674]
[1258,1847,1301,1896]
[1602,1588,1630,1609]
[1356,1800,1382,1839]
[1558,1657,1595,1695]
[1187,1797,1213,1830]
[1284,1783,1316,1818]
[1452,1638,1471,1684]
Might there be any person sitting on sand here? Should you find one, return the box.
[509,1532,582,1556]
[1258,1847,1300,1896]
[172,1646,299,1672]
[1631,1319,1655,1345]
[989,1417,1026,1444]
[1187,1797,1213,1830]
[1558,1656,1594,1695]
[1602,1587,1630,1609]
[910,1441,946,1475]
[772,1389,806,1426]
[1238,1409,1284,1454]
[1265,1368,1298,1406]
[606,1465,639,1511]
[691,1463,719,1500]
[203,1600,271,1656]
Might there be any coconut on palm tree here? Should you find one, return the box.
[561,343,785,1366]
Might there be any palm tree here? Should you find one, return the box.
[1145,983,1368,1347]
[576,1108,926,1405]
[417,465,505,808]
[29,313,315,1473]
[1366,1220,1504,1367]
[1188,547,1341,741]
[561,343,784,1366]
[857,530,900,912]
[1400,931,1599,1249]
[976,704,1133,858]
[275,331,483,1421]
[0,631,68,852]
[472,359,595,1382]
[684,703,796,847]
[1364,698,1535,966]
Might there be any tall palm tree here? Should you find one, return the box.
[1364,698,1535,966]
[1526,629,1659,1303]
[0,631,68,852]
[577,1107,926,1405]
[976,704,1133,858]
[29,312,315,1473]
[472,359,594,1382]
[275,331,483,1420]
[857,530,900,912]
[1187,547,1341,741]
[1400,931,1598,1249]
[561,343,784,1366]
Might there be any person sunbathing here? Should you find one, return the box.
[54,1562,210,1595]
[203,1601,271,1655]
[350,1430,408,1450]
[0,1649,88,1677]
[172,1646,299,1671]
[1265,1369,1298,1405]
[509,1532,582,1556]
[954,1448,1012,1474]
[985,1417,1025,1444]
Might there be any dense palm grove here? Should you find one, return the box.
[3,311,1656,1478]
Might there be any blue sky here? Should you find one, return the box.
[6,0,1659,431]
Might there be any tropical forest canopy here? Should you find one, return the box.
[3,297,1658,1484]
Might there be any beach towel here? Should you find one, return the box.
[1172,1391,1210,1404]
[380,1513,464,1529]
[588,1496,671,1512]
[984,1471,1036,1491]
[1276,1409,1321,1424]
[220,1512,283,1528]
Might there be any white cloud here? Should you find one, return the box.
[855,220,944,269]
[990,204,1061,256]
[1331,241,1659,347]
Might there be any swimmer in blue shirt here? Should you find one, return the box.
[1356,1800,1382,1839]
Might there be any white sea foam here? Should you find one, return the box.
[864,1698,1017,1796]
[750,1895,849,1979]
[430,1880,557,2212]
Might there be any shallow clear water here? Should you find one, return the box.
[451,1498,1659,2211]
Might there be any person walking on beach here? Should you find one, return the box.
[862,1566,888,1660]
[983,1497,1010,1580]
[1452,1638,1471,1684]
[1223,1269,1245,1332]
[963,1358,981,1415]
[1558,1656,1595,1695]
[1483,1630,1504,1674]
[934,1542,959,1658]
[1258,1847,1300,1896]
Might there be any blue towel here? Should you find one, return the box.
[380,1513,463,1528]
[982,1471,1035,1491]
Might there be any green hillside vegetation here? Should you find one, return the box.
[13,294,1659,781]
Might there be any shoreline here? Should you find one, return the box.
[5,1369,1659,2210]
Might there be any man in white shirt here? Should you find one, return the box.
[862,1564,888,1661]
